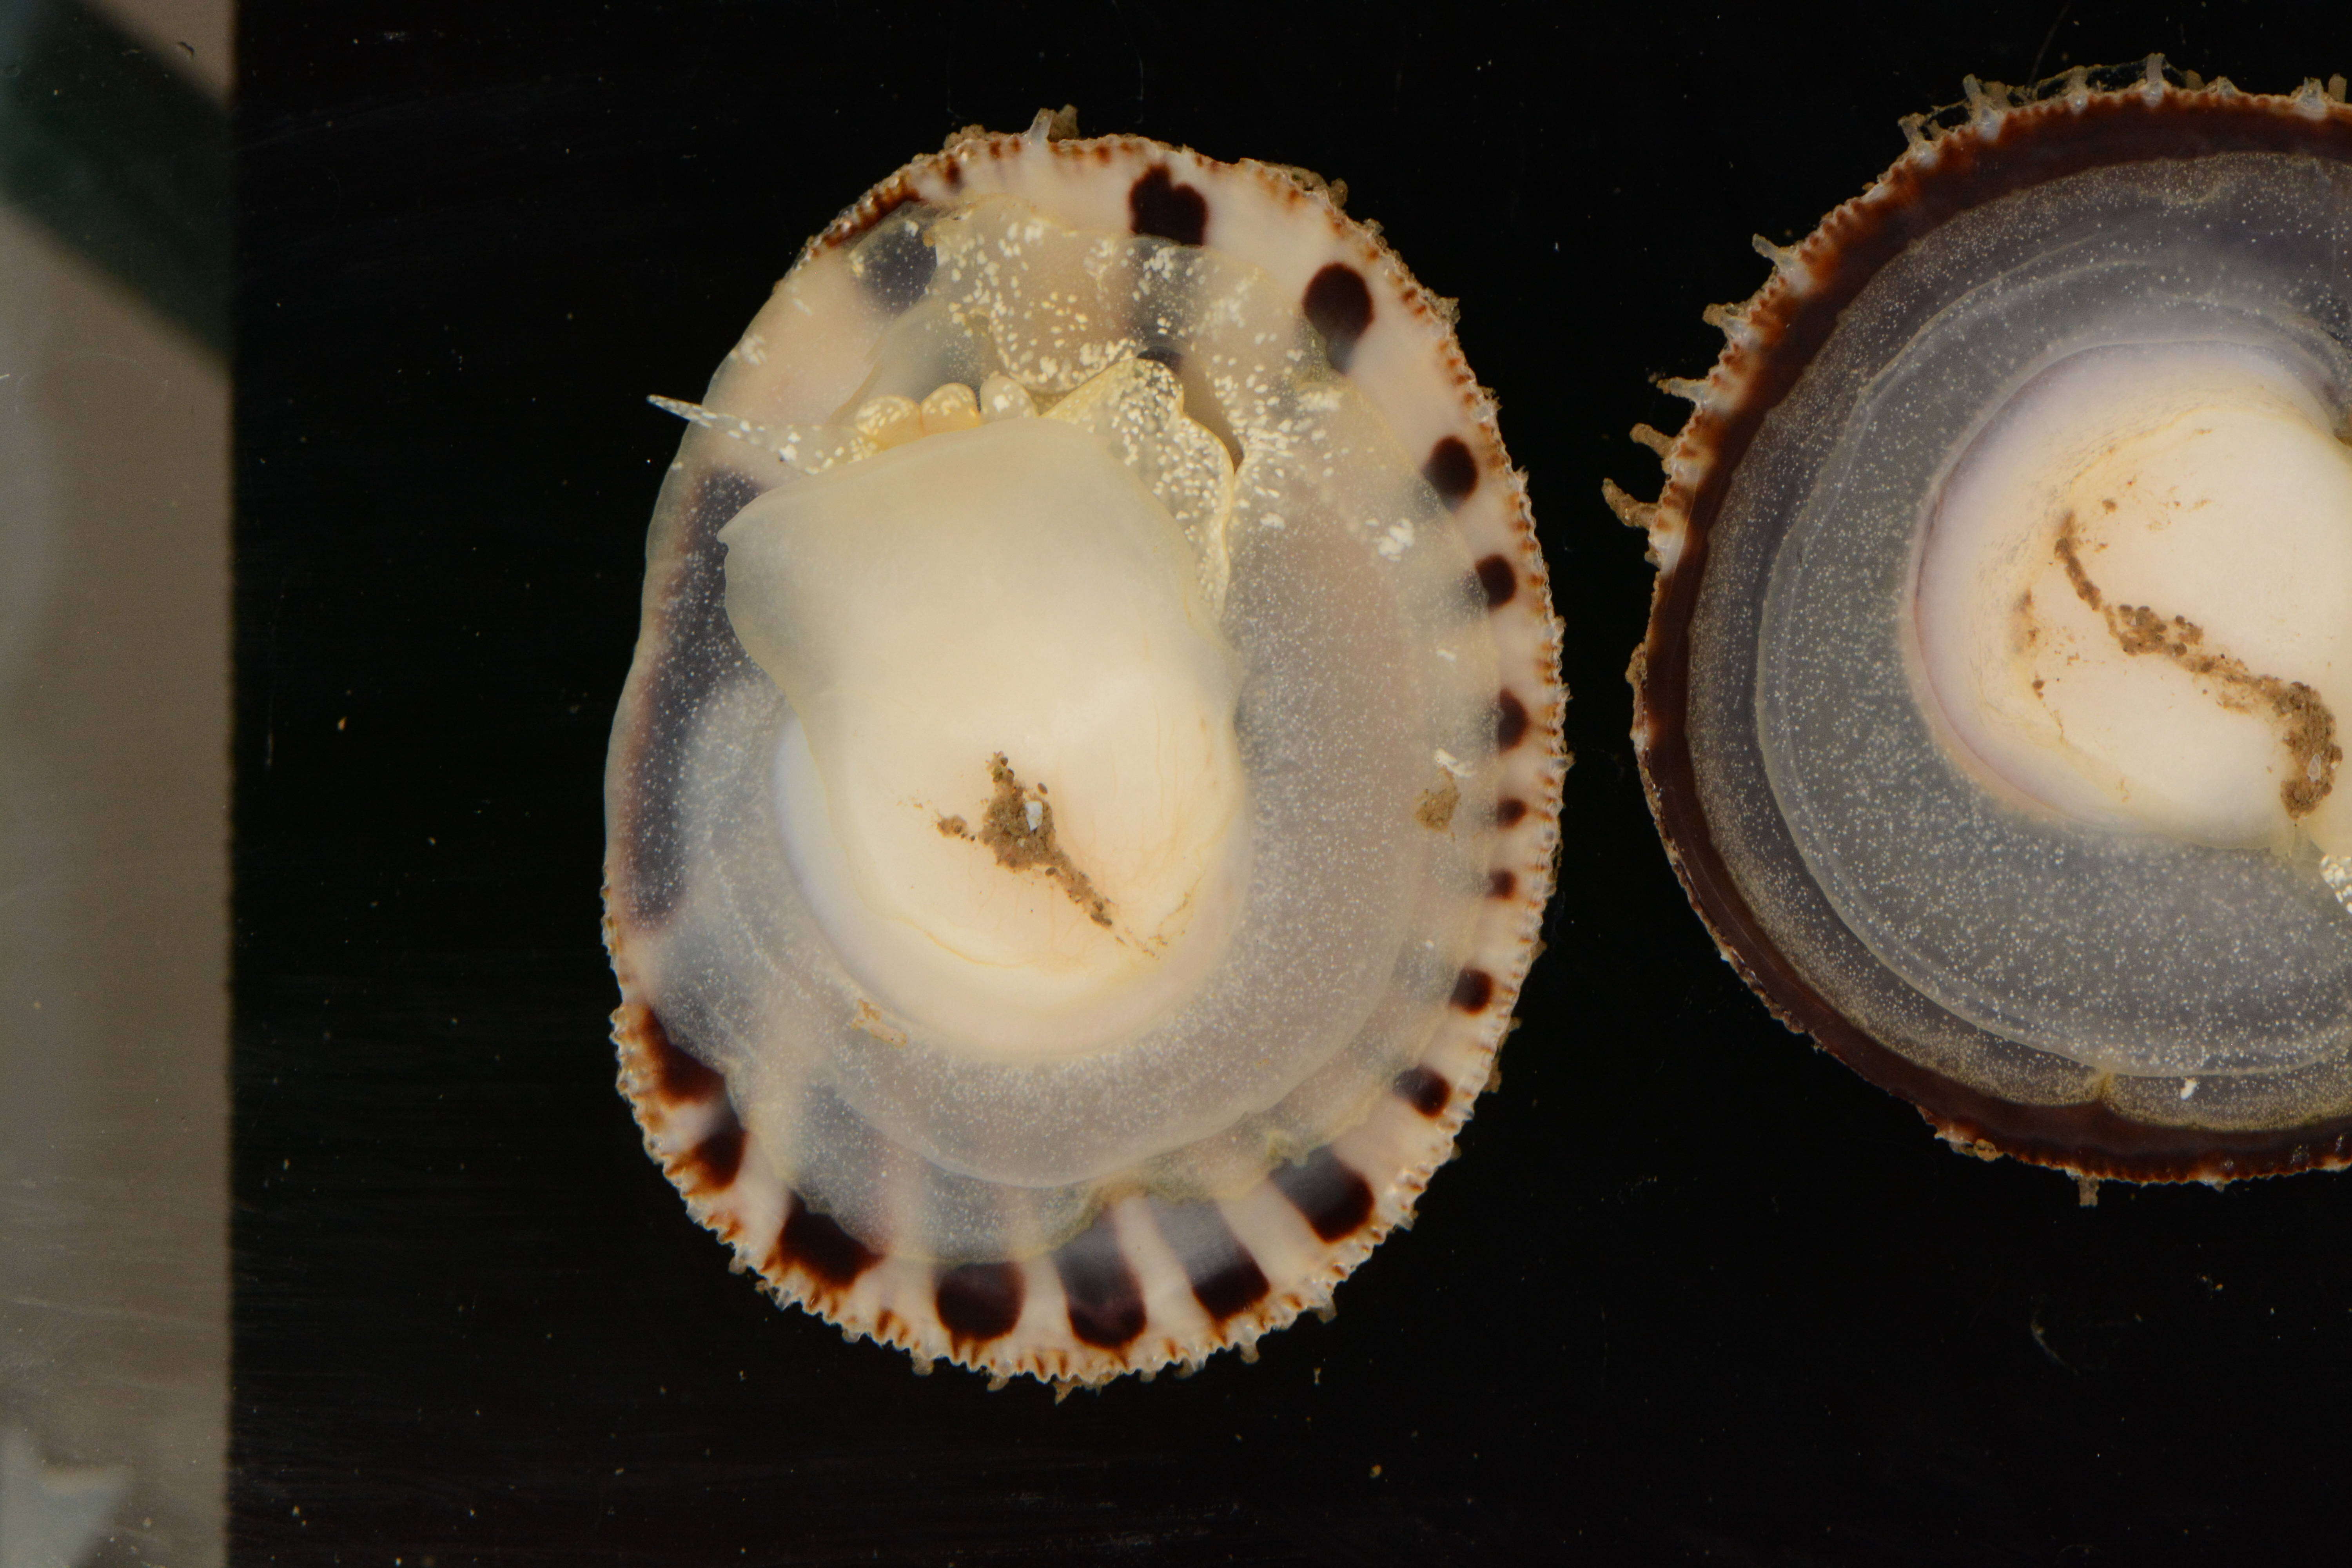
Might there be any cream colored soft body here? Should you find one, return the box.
[1917,341,2352,860]
[726,401,1251,1059]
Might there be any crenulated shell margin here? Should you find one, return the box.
[1610,58,2352,1185]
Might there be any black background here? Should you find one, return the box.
[233,2,2352,1563]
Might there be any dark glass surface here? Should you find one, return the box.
[234,3,2352,1561]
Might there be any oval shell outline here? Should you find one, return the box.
[606,116,1567,1386]
[1616,59,2352,1184]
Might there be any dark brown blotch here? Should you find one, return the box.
[935,1261,1025,1347]
[1473,554,1516,609]
[1495,797,1528,828]
[1192,1254,1270,1323]
[1302,263,1374,372]
[1394,1065,1452,1118]
[1425,436,1479,508]
[1273,1149,1376,1243]
[775,1196,880,1289]
[1495,689,1530,751]
[1488,868,1517,900]
[1054,1213,1147,1349]
[1148,1200,1271,1324]
[680,1105,746,1191]
[1129,166,1208,246]
[1451,967,1495,1013]
[637,1005,726,1106]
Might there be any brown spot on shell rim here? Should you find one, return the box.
[1495,689,1530,751]
[1128,165,1209,246]
[680,1109,746,1194]
[1156,1203,1272,1324]
[633,1003,724,1107]
[1473,552,1517,608]
[1425,436,1480,508]
[1301,262,1374,372]
[1189,1252,1272,1323]
[936,1262,1025,1348]
[1450,967,1495,1013]
[1272,1148,1376,1242]
[1394,1064,1452,1118]
[1624,62,2352,1183]
[1054,1216,1147,1350]
[774,1196,882,1294]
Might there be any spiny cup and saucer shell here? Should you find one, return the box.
[1613,61,2352,1185]
[605,113,1566,1387]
